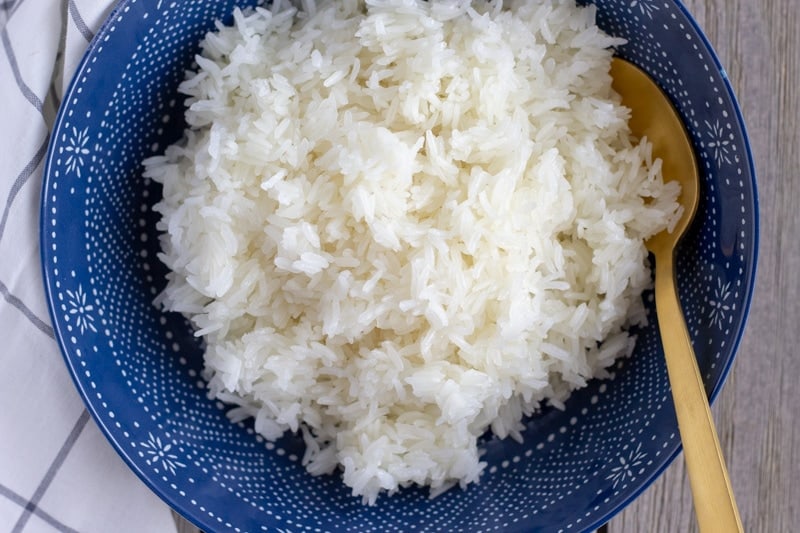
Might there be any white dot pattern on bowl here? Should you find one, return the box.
[42,1,757,532]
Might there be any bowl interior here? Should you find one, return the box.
[41,1,757,531]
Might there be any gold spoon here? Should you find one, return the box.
[610,57,744,533]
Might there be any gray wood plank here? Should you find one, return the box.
[173,510,201,533]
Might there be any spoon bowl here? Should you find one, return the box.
[610,57,743,533]
[610,58,700,253]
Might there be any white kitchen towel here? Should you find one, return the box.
[0,0,178,531]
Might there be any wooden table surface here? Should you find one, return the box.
[176,1,799,531]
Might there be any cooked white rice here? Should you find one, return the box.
[144,0,681,504]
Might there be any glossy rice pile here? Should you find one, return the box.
[145,0,681,504]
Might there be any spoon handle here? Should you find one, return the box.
[654,252,744,533]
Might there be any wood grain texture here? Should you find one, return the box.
[173,1,799,531]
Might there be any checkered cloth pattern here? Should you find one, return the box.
[0,1,178,531]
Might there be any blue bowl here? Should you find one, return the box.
[41,1,758,531]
